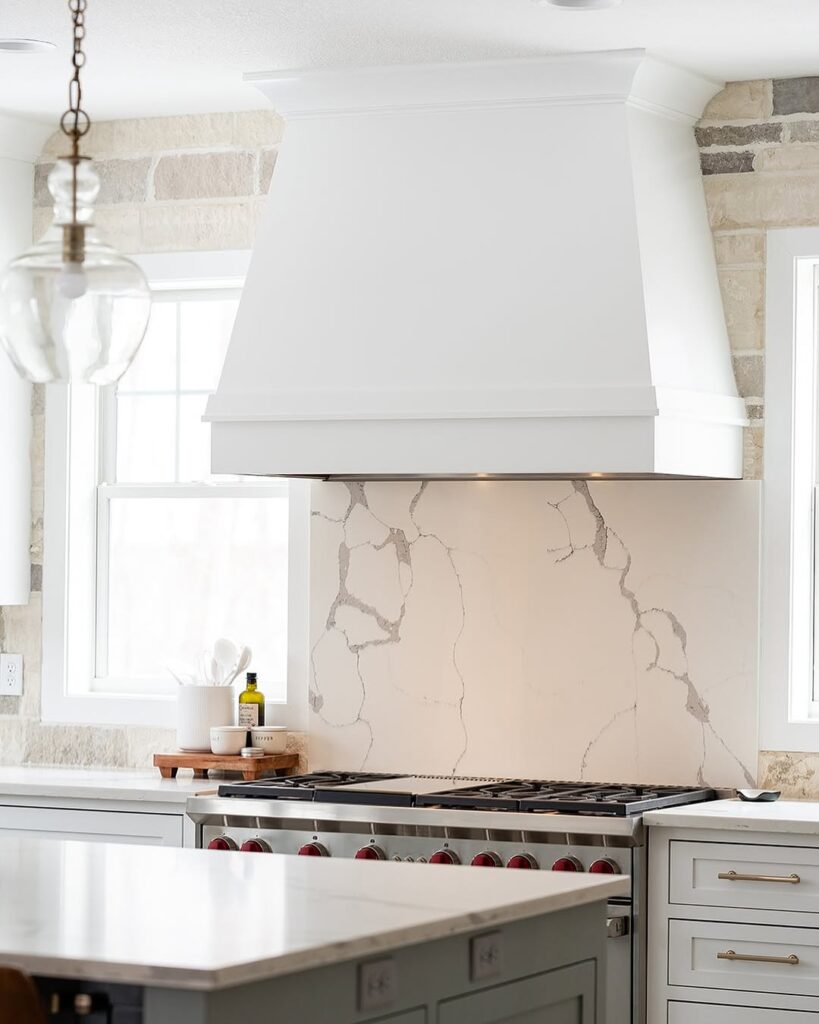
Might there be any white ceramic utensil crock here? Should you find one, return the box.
[177,685,234,751]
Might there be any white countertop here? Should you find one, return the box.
[0,766,216,804]
[645,797,819,834]
[0,838,627,991]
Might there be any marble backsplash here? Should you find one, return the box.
[309,480,761,788]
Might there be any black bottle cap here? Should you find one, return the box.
[246,672,257,683]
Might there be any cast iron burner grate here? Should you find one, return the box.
[217,772,403,801]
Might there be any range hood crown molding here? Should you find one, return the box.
[208,51,745,480]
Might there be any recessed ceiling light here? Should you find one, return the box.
[0,38,56,53]
[539,0,623,9]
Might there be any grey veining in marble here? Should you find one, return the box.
[309,480,760,787]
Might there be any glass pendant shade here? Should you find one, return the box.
[0,158,151,385]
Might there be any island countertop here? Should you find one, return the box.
[0,837,627,992]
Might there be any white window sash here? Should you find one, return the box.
[760,229,819,748]
[41,250,310,728]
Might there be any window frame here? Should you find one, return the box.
[41,250,310,728]
[760,227,819,749]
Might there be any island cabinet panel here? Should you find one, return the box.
[437,960,595,1024]
[0,804,184,846]
[670,840,819,914]
[669,1003,819,1024]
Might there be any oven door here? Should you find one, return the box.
[606,901,632,1024]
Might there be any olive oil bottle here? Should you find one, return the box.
[238,672,265,728]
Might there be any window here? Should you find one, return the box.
[760,228,819,749]
[42,251,309,727]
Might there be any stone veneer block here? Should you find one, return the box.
[153,151,256,201]
[701,80,770,122]
[773,77,819,116]
[137,201,259,251]
[755,142,819,172]
[705,171,819,229]
[700,151,754,175]
[718,268,765,349]
[259,147,278,194]
[696,123,782,148]
[787,120,819,144]
[39,110,284,159]
[743,426,764,480]
[759,750,819,798]
[713,231,765,266]
[35,157,152,207]
[732,353,765,398]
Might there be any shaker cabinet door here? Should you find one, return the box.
[437,960,596,1024]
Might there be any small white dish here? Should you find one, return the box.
[251,726,288,754]
[210,725,247,756]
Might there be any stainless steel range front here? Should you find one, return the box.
[187,774,715,1024]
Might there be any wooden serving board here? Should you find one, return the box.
[153,751,299,781]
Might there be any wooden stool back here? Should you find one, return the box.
[0,967,46,1024]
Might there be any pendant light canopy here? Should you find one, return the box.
[0,0,150,385]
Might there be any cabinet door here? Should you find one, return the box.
[0,804,183,846]
[669,1002,819,1023]
[438,960,595,1024]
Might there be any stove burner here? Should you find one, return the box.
[217,772,403,801]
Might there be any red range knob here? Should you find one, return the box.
[506,853,538,870]
[355,845,386,861]
[207,836,237,851]
[471,852,502,868]
[589,858,620,875]
[240,839,272,854]
[298,842,329,857]
[552,856,584,872]
[429,849,460,865]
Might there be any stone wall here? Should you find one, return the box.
[0,111,283,768]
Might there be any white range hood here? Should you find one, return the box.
[207,50,746,479]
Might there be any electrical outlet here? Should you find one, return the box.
[0,654,23,696]
[358,957,397,1013]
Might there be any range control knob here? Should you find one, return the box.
[471,851,502,868]
[429,849,460,865]
[355,845,386,861]
[298,842,329,857]
[207,836,237,851]
[552,856,584,872]
[240,839,272,854]
[506,853,538,870]
[589,858,620,874]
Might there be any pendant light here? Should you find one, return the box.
[0,0,150,385]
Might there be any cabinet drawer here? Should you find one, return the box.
[0,805,183,846]
[669,919,819,997]
[670,1002,819,1023]
[670,841,819,913]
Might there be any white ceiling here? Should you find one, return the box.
[3,0,819,124]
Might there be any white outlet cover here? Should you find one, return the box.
[0,653,23,696]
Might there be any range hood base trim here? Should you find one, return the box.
[211,415,744,480]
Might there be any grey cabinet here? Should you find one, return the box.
[438,961,595,1024]
[370,1013,426,1024]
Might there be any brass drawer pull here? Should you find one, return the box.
[718,870,801,884]
[717,949,800,966]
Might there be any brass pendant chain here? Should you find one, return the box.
[59,0,91,261]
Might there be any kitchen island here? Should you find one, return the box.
[0,837,626,1023]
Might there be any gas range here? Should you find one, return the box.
[187,772,714,1024]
